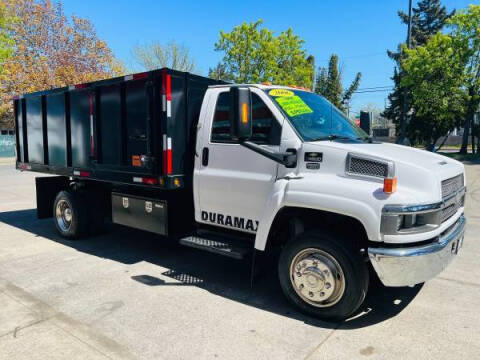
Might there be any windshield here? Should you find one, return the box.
[266,89,368,142]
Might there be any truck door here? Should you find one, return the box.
[194,88,283,234]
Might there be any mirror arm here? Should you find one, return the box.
[241,141,296,168]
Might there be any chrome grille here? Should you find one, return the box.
[442,174,464,199]
[442,202,459,222]
[347,157,388,178]
[440,174,465,223]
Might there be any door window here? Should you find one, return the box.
[211,92,281,145]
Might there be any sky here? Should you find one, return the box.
[62,0,473,116]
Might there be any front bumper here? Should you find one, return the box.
[368,215,466,286]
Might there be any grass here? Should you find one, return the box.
[437,152,480,164]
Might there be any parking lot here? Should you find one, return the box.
[0,158,479,360]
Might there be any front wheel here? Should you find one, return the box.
[278,231,369,321]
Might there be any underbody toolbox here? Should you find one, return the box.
[112,193,167,235]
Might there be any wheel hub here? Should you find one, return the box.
[56,200,72,232]
[290,248,345,307]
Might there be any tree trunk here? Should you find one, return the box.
[460,87,475,154]
[435,133,450,152]
[472,129,476,155]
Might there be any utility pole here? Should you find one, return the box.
[399,0,413,145]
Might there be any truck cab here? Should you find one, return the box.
[192,84,466,319]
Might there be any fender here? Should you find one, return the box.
[254,176,381,251]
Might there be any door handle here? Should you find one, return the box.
[202,147,209,166]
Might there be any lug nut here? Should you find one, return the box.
[309,292,314,297]
[325,283,331,289]
[320,292,325,297]
[299,284,304,289]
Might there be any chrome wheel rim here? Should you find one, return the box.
[290,248,345,307]
[56,200,72,232]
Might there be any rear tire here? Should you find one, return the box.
[278,230,368,321]
[53,190,88,239]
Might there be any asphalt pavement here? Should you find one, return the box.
[0,157,479,360]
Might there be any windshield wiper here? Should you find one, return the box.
[357,136,373,143]
[311,134,353,141]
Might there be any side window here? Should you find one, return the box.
[251,93,281,145]
[211,92,233,143]
[210,91,281,145]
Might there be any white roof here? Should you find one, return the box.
[208,83,308,91]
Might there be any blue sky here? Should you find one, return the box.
[62,0,472,115]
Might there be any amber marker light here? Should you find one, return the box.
[383,177,397,194]
[242,102,248,124]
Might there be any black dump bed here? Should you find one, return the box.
[14,68,223,189]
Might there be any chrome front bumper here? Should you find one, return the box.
[368,215,466,287]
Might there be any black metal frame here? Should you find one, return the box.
[14,68,224,191]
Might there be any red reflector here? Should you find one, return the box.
[79,171,90,177]
[167,148,172,174]
[142,177,158,185]
[166,74,172,101]
[133,72,148,80]
[75,84,88,89]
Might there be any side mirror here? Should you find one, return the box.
[230,87,252,142]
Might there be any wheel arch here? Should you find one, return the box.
[261,206,370,252]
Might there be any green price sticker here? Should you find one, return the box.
[275,96,313,117]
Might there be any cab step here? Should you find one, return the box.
[179,234,252,260]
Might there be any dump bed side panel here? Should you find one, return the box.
[46,92,67,167]
[15,68,224,189]
[25,96,44,164]
[70,90,91,168]
[98,84,122,166]
[14,99,24,162]
[125,79,151,165]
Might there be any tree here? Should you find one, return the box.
[208,62,231,81]
[0,2,14,75]
[132,41,196,72]
[401,33,467,150]
[0,0,124,129]
[448,5,480,154]
[314,54,361,113]
[384,0,454,140]
[214,20,313,88]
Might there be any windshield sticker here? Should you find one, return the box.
[269,89,294,97]
[275,95,313,117]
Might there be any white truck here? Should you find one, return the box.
[14,69,467,320]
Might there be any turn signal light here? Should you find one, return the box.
[383,177,397,194]
[242,102,248,124]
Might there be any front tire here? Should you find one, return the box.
[53,190,88,239]
[278,231,369,321]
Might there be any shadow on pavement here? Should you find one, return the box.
[0,208,423,330]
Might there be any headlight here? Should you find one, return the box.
[382,207,442,235]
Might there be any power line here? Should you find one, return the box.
[354,88,393,94]
[356,85,392,91]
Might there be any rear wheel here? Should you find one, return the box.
[53,190,88,239]
[278,231,368,321]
